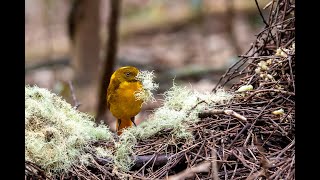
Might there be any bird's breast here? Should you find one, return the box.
[110,81,143,119]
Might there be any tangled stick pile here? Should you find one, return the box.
[26,0,294,179]
[124,0,295,179]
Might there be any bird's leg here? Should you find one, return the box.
[117,119,121,131]
[130,117,137,126]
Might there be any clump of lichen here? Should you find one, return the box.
[134,70,159,103]
[114,83,233,171]
[25,85,113,175]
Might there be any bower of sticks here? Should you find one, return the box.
[25,0,295,179]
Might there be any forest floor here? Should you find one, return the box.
[25,2,267,131]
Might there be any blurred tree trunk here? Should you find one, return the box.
[68,0,101,86]
[225,0,242,56]
[96,0,121,123]
[42,0,54,60]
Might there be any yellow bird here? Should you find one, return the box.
[107,66,143,135]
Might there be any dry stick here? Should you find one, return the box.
[77,164,101,180]
[244,89,295,101]
[288,55,295,94]
[228,123,251,149]
[214,35,272,90]
[190,141,205,166]
[231,150,257,171]
[243,18,292,48]
[199,109,247,124]
[286,169,295,180]
[189,151,211,162]
[268,118,288,136]
[267,0,276,25]
[243,96,277,148]
[210,141,220,180]
[72,165,93,180]
[133,154,156,175]
[149,143,204,177]
[286,154,295,179]
[281,0,289,29]
[263,1,273,9]
[68,80,81,109]
[94,153,169,171]
[167,161,211,180]
[220,136,228,180]
[150,153,185,179]
[212,45,254,91]
[269,159,292,179]
[25,161,48,179]
[276,138,295,159]
[185,152,192,170]
[243,129,252,147]
[245,169,265,180]
[284,37,295,48]
[210,143,228,180]
[254,0,269,27]
[132,154,169,172]
[91,158,113,178]
[272,0,281,28]
[230,163,238,180]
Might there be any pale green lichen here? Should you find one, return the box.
[272,108,285,115]
[95,146,113,158]
[236,85,253,92]
[114,83,233,171]
[25,85,113,175]
[134,70,159,103]
[275,48,289,57]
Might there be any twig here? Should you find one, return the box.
[210,141,220,180]
[263,1,273,9]
[68,80,81,109]
[228,123,251,149]
[245,169,265,180]
[288,55,295,94]
[276,138,295,159]
[131,154,169,172]
[268,118,288,136]
[167,161,211,180]
[199,109,247,124]
[231,150,257,171]
[244,89,295,101]
[25,161,48,179]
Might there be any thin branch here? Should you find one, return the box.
[254,0,269,27]
[211,141,220,180]
[167,161,211,180]
[199,109,247,124]
[244,89,295,101]
[68,80,81,109]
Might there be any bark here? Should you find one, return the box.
[96,0,121,123]
[68,0,101,85]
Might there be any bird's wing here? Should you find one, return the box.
[106,78,120,110]
[107,87,112,110]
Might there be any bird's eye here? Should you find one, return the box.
[125,72,130,77]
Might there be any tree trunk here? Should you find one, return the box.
[225,0,242,56]
[96,0,121,123]
[68,0,101,85]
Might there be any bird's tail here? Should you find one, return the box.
[116,119,133,135]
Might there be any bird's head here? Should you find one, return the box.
[111,66,140,83]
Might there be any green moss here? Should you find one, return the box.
[114,83,233,171]
[25,85,113,175]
